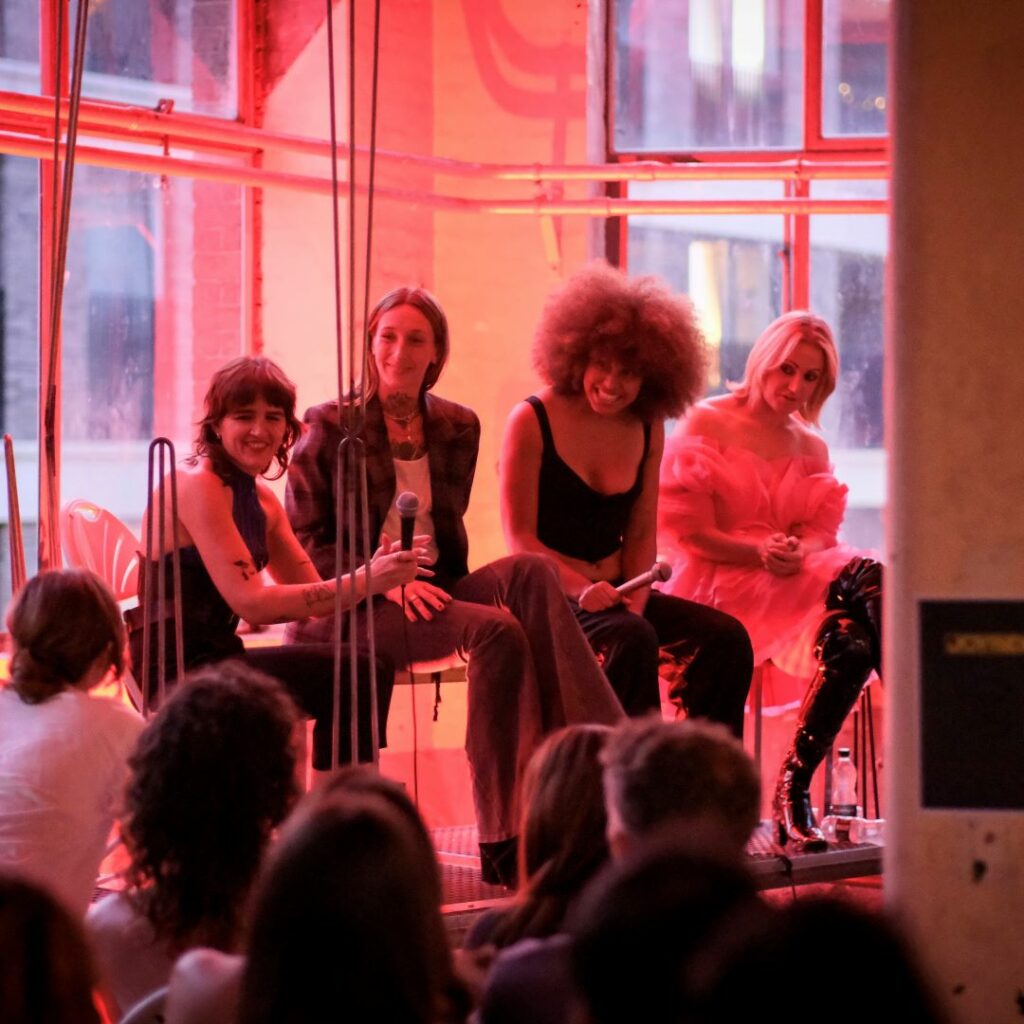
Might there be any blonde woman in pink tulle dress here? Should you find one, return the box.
[658,312,861,706]
[658,312,881,849]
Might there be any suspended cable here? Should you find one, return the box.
[42,0,91,570]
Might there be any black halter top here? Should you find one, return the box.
[135,466,269,641]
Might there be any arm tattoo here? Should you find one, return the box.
[303,581,334,608]
[234,559,257,581]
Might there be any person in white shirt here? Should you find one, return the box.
[0,569,144,917]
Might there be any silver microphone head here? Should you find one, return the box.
[652,561,671,584]
[396,491,420,517]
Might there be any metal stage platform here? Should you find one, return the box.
[435,822,883,943]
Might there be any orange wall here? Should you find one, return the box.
[261,0,595,565]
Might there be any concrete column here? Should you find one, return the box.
[888,6,1024,1022]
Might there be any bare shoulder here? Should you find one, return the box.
[504,396,544,441]
[501,403,544,476]
[256,478,287,526]
[85,891,145,937]
[796,425,830,460]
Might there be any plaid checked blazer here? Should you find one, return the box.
[285,393,481,592]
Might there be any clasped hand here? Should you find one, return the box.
[758,532,805,577]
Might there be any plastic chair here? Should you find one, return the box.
[60,499,140,603]
[60,499,145,712]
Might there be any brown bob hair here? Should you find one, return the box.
[7,568,126,704]
[195,356,305,480]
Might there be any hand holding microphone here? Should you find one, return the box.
[615,561,671,596]
[578,562,671,613]
[388,491,451,621]
[396,490,420,551]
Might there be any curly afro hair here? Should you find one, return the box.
[532,262,708,421]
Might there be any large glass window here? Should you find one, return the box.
[614,0,806,152]
[0,2,248,619]
[80,0,238,117]
[821,0,889,138]
[0,2,39,93]
[0,155,39,614]
[60,166,245,552]
[611,0,889,552]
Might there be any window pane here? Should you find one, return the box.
[821,0,890,138]
[627,180,784,390]
[0,0,40,93]
[0,155,39,621]
[60,165,245,548]
[78,0,237,117]
[613,0,805,152]
[810,179,887,551]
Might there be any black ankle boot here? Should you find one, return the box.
[479,837,519,888]
[773,559,882,852]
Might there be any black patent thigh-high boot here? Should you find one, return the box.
[773,559,883,852]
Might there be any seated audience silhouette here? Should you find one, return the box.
[0,569,143,916]
[86,662,299,1020]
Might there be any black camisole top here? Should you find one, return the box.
[526,395,650,564]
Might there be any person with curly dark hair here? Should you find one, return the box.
[85,662,299,1020]
[0,569,143,916]
[501,263,752,734]
[0,873,105,1024]
[126,354,429,770]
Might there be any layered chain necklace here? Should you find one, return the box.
[383,398,426,461]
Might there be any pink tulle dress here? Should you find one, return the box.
[657,432,863,711]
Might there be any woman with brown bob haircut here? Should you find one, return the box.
[0,569,143,916]
[126,355,429,771]
[501,263,753,735]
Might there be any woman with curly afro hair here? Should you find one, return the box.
[501,263,752,735]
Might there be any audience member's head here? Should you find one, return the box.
[489,724,612,947]
[0,872,101,1023]
[689,898,950,1024]
[122,662,299,952]
[569,834,771,1024]
[238,785,465,1024]
[601,716,761,857]
[7,568,125,705]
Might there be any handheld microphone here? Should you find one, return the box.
[616,561,671,597]
[395,491,420,551]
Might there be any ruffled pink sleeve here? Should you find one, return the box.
[658,434,728,536]
[781,461,848,545]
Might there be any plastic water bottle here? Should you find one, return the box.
[848,817,885,845]
[820,748,859,842]
[832,747,859,818]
